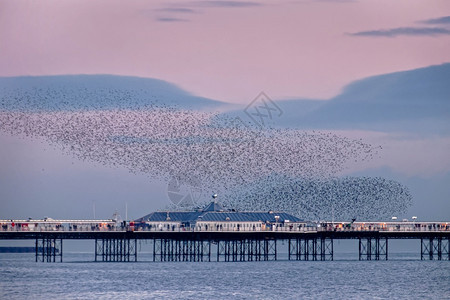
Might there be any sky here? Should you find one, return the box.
[0,0,449,221]
[1,0,450,103]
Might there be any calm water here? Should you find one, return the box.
[1,250,449,300]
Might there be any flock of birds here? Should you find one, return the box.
[0,83,412,220]
[222,174,412,221]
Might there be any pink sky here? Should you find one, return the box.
[1,0,449,103]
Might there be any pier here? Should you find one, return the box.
[1,219,449,262]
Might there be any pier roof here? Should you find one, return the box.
[136,202,302,223]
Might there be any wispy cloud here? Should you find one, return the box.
[350,27,450,37]
[156,17,190,22]
[152,1,262,24]
[421,16,450,25]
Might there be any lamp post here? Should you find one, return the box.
[274,215,280,231]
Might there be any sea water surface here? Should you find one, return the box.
[1,246,449,299]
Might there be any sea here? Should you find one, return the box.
[0,240,449,300]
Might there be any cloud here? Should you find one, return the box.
[157,1,262,14]
[156,17,190,22]
[421,16,450,25]
[350,27,450,37]
[188,1,262,7]
[152,1,261,24]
